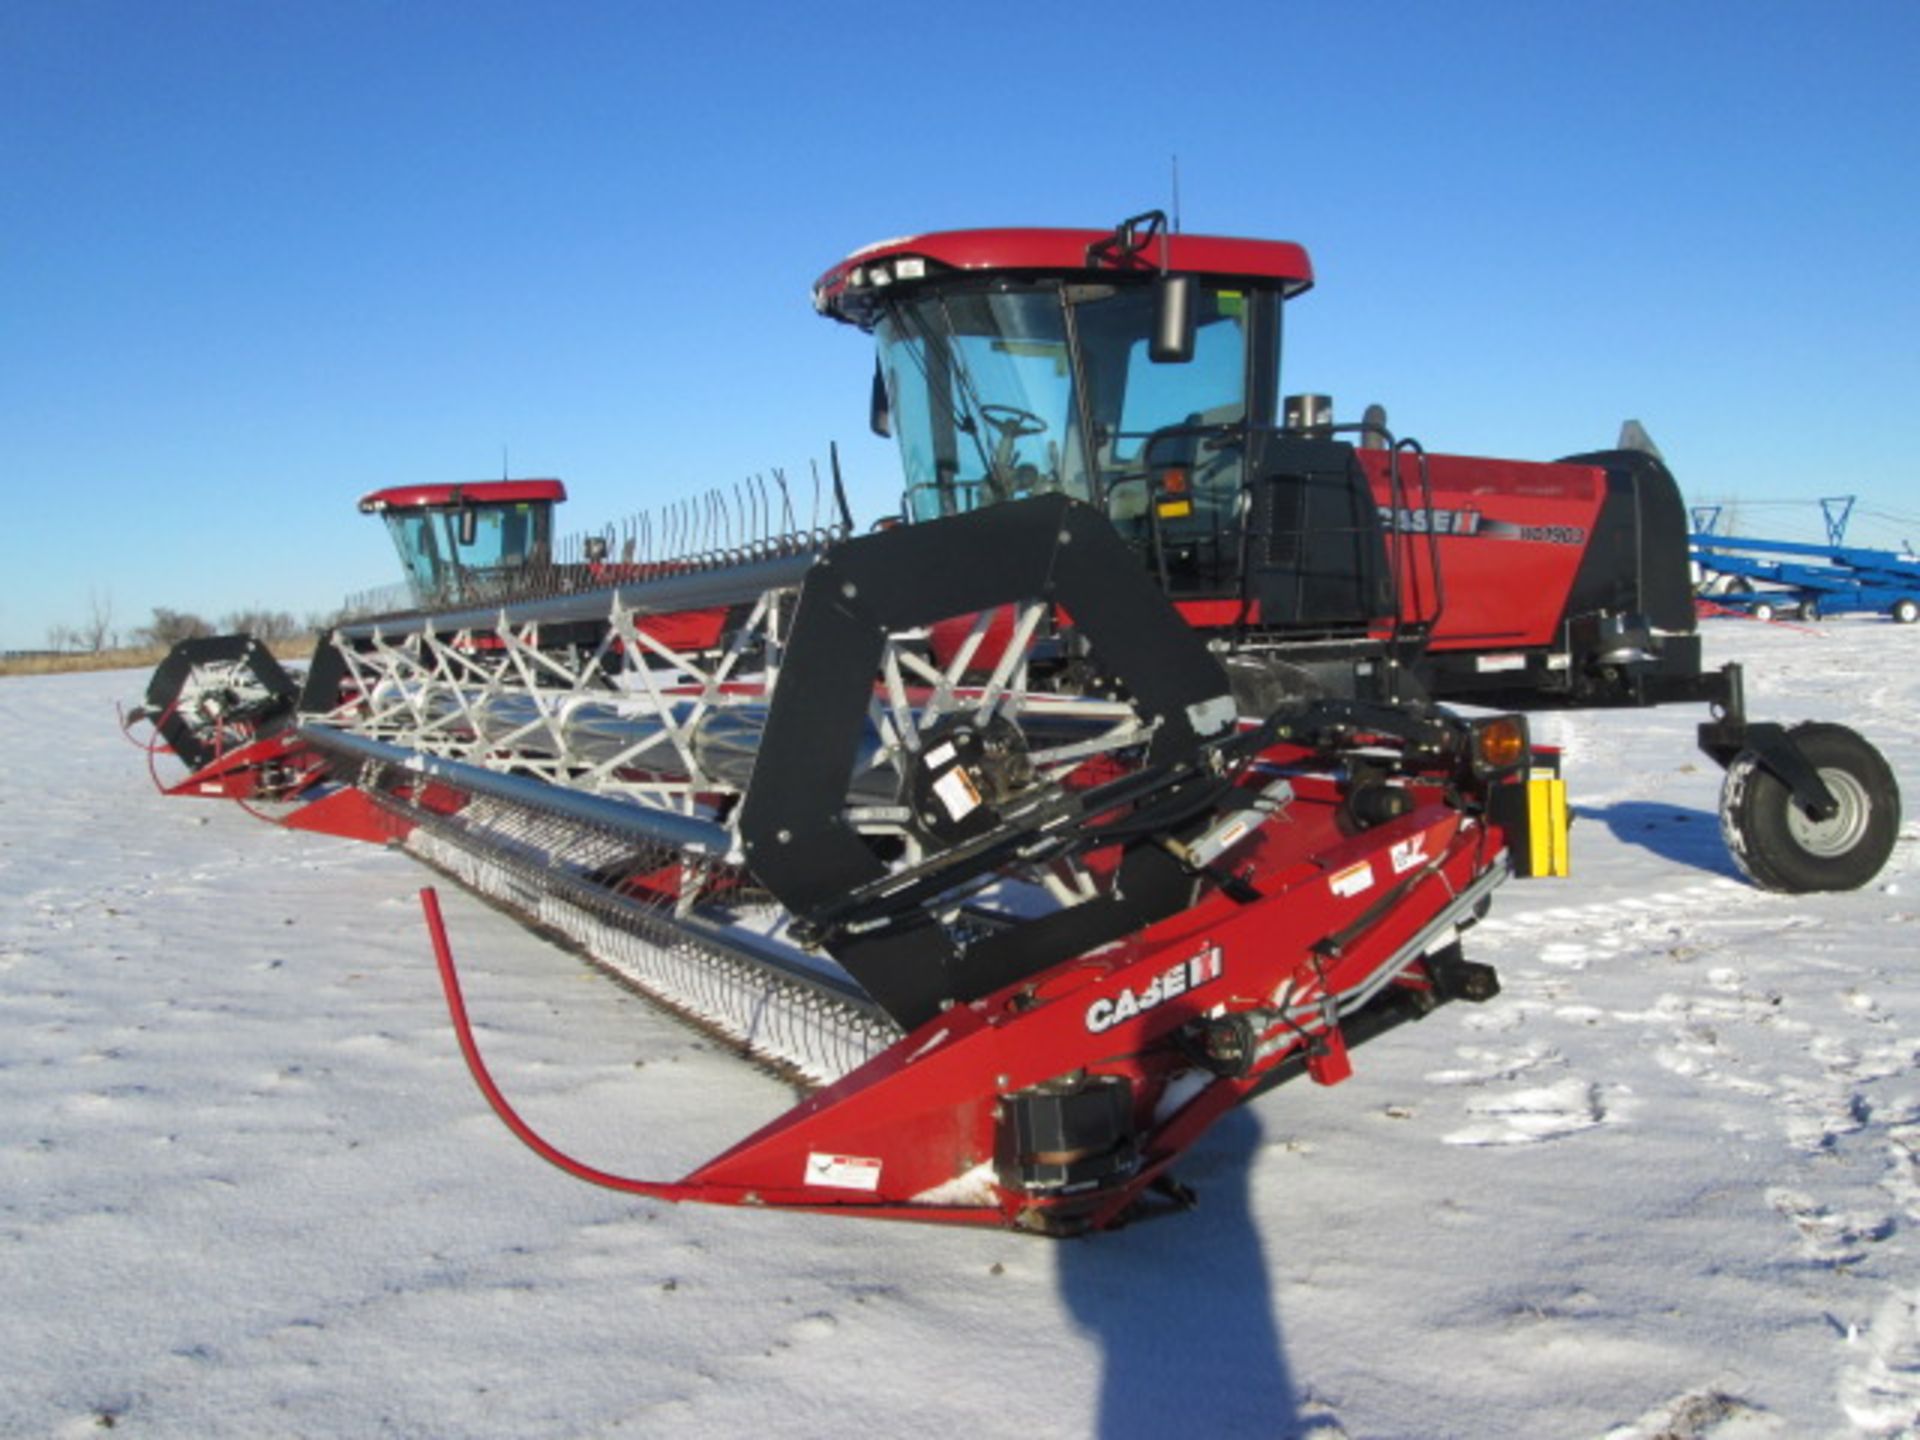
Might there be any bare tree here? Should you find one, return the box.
[221,607,303,644]
[80,589,115,652]
[137,607,214,648]
[45,622,81,652]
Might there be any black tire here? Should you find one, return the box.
[1799,598,1820,622]
[1720,722,1901,892]
[1893,598,1919,625]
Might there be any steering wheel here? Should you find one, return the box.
[978,404,1048,439]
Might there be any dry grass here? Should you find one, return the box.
[0,636,315,679]
[0,645,171,678]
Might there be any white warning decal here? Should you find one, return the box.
[1329,860,1375,898]
[931,765,983,822]
[805,1152,883,1191]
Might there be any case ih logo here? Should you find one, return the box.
[1379,505,1482,536]
[1379,505,1587,547]
[1085,945,1225,1033]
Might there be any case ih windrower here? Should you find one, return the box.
[128,214,1898,1234]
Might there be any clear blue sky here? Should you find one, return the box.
[4,1,1917,650]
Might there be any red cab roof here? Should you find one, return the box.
[814,226,1314,326]
[358,479,566,514]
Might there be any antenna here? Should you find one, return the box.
[1170,155,1182,234]
[501,444,509,481]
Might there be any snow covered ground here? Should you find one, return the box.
[5,618,1919,1439]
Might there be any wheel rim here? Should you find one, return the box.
[1787,766,1874,858]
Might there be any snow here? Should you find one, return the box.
[4,618,1919,1439]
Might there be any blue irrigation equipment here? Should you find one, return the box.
[1691,497,1920,623]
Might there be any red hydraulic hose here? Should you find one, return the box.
[417,887,713,1205]
[116,700,167,751]
[125,698,185,796]
[140,704,185,792]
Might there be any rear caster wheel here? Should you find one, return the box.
[1752,601,1777,623]
[1893,598,1919,625]
[1720,722,1900,892]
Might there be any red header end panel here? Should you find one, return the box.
[1357,451,1608,652]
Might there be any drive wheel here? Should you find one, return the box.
[1893,598,1919,625]
[1720,722,1900,892]
[1799,598,1820,622]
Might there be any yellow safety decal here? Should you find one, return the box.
[1526,776,1570,878]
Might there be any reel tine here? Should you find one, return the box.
[773,467,796,542]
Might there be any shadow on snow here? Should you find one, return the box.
[1057,1106,1334,1439]
[1575,800,1743,880]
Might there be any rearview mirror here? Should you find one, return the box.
[1149,273,1196,364]
[458,507,479,547]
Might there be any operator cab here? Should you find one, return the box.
[815,215,1400,647]
[358,479,565,609]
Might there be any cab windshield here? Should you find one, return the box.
[873,279,1258,529]
[382,503,550,606]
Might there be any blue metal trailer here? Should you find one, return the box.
[1691,497,1920,622]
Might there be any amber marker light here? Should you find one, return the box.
[1473,715,1529,774]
